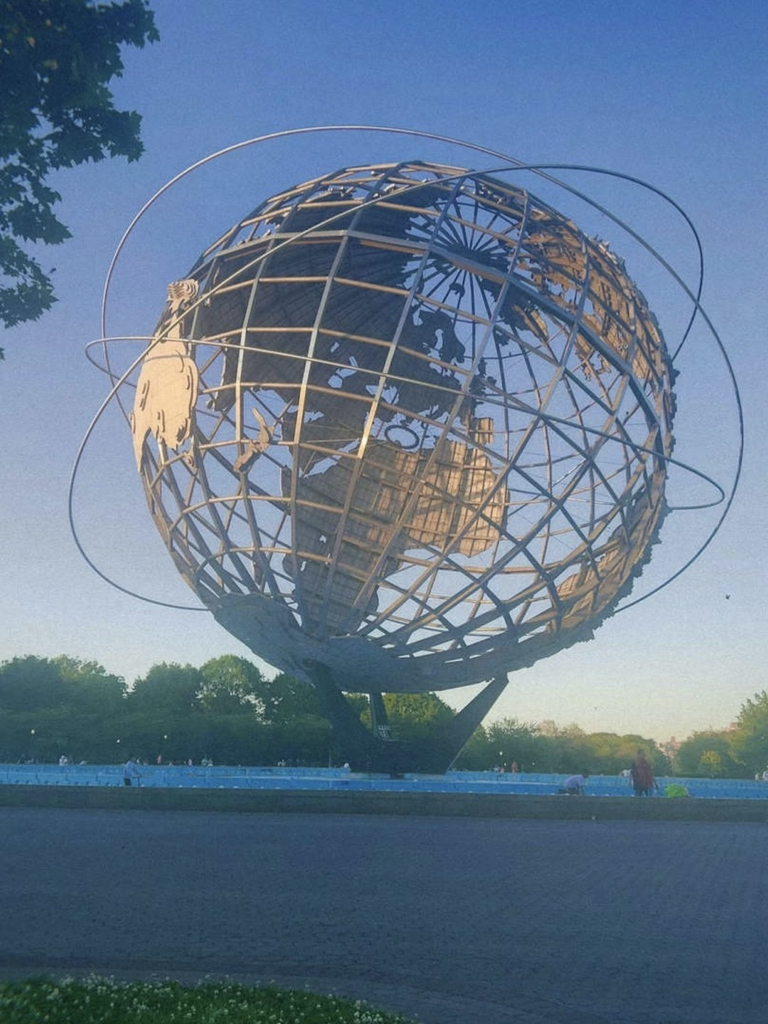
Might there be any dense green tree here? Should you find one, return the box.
[482,717,541,771]
[450,726,487,771]
[586,733,670,776]
[535,725,594,775]
[0,0,158,337]
[360,692,453,745]
[10,708,75,761]
[271,717,337,767]
[382,692,452,725]
[197,655,267,715]
[0,654,128,760]
[127,662,201,715]
[53,654,126,711]
[698,750,723,777]
[118,664,354,765]
[726,692,768,775]
[483,719,594,774]
[0,655,68,710]
[454,720,671,776]
[260,672,325,726]
[675,729,744,778]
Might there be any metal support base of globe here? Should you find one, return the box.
[305,663,508,775]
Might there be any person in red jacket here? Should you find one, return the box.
[630,750,657,796]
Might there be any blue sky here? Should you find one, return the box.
[2,0,766,742]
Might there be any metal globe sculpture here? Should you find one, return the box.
[126,159,676,770]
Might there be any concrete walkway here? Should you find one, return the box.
[1,807,766,1023]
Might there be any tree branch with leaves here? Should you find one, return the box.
[0,0,158,345]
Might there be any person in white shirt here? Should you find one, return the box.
[561,771,589,795]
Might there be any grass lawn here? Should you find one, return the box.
[0,977,418,1023]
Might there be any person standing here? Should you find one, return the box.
[630,750,656,796]
[123,758,141,787]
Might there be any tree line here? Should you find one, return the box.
[1,653,766,778]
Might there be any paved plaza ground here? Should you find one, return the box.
[0,807,766,1023]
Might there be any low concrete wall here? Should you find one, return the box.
[2,784,768,822]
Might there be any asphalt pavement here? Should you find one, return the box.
[0,807,766,1023]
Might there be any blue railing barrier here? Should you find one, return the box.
[1,763,767,799]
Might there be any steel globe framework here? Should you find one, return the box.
[120,158,678,771]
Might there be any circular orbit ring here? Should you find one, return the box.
[69,125,744,615]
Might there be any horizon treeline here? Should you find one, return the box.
[1,653,766,779]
